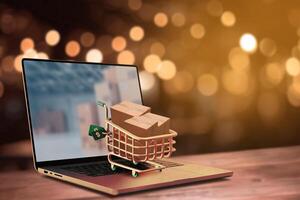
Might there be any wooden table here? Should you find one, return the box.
[1,145,299,200]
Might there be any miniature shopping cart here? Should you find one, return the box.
[88,101,177,177]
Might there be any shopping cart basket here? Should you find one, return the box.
[88,101,177,177]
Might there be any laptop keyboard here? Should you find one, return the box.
[61,159,183,177]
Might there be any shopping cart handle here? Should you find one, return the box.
[88,124,106,140]
[96,101,106,107]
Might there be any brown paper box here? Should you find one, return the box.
[110,101,150,128]
[142,113,170,135]
[123,115,158,137]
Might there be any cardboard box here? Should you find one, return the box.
[123,115,158,137]
[110,101,150,127]
[142,113,170,135]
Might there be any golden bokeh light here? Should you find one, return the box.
[65,40,81,57]
[1,56,14,72]
[206,0,223,17]
[239,33,257,53]
[286,57,300,76]
[14,54,23,72]
[139,70,156,91]
[117,50,135,64]
[0,81,4,98]
[190,23,205,39]
[221,11,236,27]
[172,70,194,93]
[265,62,284,85]
[20,38,34,52]
[171,13,186,27]
[154,12,168,27]
[86,49,103,62]
[228,47,250,70]
[291,46,300,58]
[129,26,144,41]
[143,54,161,73]
[45,29,60,46]
[222,70,249,95]
[197,74,218,96]
[150,42,165,57]
[287,83,300,107]
[128,0,142,11]
[24,49,38,58]
[37,52,49,59]
[111,36,127,52]
[259,38,277,57]
[80,32,95,47]
[157,60,177,80]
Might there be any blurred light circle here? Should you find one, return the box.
[291,46,300,58]
[222,70,249,95]
[24,49,38,58]
[239,33,257,53]
[265,62,284,85]
[154,12,168,27]
[128,0,142,10]
[14,54,23,72]
[228,47,250,70]
[172,70,194,93]
[1,56,14,72]
[37,52,49,59]
[65,41,81,57]
[112,36,127,52]
[171,13,186,27]
[286,57,300,76]
[129,26,144,41]
[259,38,277,57]
[86,49,103,62]
[20,38,34,53]
[206,0,223,17]
[45,29,60,46]
[197,74,218,96]
[287,83,300,107]
[117,50,135,64]
[0,81,4,98]
[143,54,161,73]
[221,11,236,27]
[190,24,205,39]
[157,60,177,80]
[150,42,165,57]
[139,70,156,91]
[80,32,95,47]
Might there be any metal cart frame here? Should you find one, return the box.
[96,101,177,177]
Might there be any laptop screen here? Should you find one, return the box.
[23,59,142,162]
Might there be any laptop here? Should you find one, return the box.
[22,58,233,195]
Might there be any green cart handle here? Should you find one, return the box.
[88,100,110,141]
[88,124,106,140]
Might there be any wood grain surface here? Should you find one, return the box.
[1,145,299,200]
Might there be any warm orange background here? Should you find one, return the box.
[1,0,300,171]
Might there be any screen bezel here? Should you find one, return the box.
[21,58,144,169]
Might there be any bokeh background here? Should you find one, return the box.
[1,0,300,171]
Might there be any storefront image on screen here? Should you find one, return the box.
[23,60,142,162]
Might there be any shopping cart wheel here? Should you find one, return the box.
[132,171,138,177]
[111,164,116,171]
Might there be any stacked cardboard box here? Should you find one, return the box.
[110,101,171,162]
